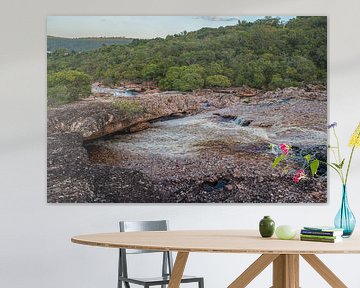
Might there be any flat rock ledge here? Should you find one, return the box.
[47,87,327,203]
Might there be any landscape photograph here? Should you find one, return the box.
[47,16,327,203]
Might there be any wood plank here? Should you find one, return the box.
[168,252,189,288]
[71,230,360,254]
[301,254,347,288]
[273,254,286,287]
[228,254,279,288]
[272,255,299,288]
[287,255,299,288]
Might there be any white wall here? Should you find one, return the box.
[1,0,360,287]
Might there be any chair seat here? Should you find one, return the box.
[119,274,203,285]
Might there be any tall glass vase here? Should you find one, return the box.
[334,185,356,237]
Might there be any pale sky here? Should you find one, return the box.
[47,16,296,39]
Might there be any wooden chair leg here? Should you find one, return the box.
[228,254,279,288]
[301,254,347,288]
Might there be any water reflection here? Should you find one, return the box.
[91,83,139,97]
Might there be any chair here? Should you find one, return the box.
[118,220,204,288]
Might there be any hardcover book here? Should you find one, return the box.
[303,226,344,232]
[301,229,343,237]
[300,236,343,243]
[300,234,341,240]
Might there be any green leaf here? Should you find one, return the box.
[310,159,320,176]
[282,167,289,175]
[272,155,285,169]
[332,159,344,169]
[332,162,341,169]
[339,159,345,169]
[304,154,311,163]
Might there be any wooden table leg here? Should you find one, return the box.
[228,254,279,288]
[288,255,300,288]
[272,254,299,288]
[168,252,189,288]
[301,254,347,288]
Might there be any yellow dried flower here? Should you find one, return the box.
[349,122,360,147]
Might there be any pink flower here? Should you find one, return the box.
[293,170,306,183]
[279,143,290,155]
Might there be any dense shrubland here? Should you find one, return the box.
[47,70,91,105]
[47,16,327,103]
[47,36,133,52]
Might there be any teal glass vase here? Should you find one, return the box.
[334,185,356,237]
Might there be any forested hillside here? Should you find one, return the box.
[47,16,327,100]
[47,36,133,52]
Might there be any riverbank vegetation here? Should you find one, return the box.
[47,16,327,103]
[47,70,91,105]
[112,99,146,117]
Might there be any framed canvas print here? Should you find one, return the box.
[47,16,327,203]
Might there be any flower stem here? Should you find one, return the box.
[345,145,356,185]
[345,129,360,185]
[320,160,344,184]
[333,127,342,163]
[332,127,346,182]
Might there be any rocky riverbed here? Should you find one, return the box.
[47,86,327,203]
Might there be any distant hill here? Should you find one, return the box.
[47,36,133,52]
[48,17,327,91]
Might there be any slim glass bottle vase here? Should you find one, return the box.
[334,185,356,237]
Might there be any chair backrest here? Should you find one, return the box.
[118,220,174,283]
[119,220,169,254]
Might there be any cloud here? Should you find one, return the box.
[199,16,239,22]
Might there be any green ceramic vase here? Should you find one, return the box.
[259,216,275,237]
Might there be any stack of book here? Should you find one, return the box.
[300,226,344,243]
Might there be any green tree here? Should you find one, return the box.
[48,70,91,104]
[268,74,298,90]
[159,65,205,91]
[142,63,162,81]
[289,56,318,83]
[206,75,231,88]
